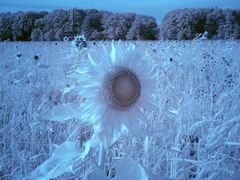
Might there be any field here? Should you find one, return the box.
[0,41,240,180]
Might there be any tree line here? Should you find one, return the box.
[160,8,240,40]
[0,9,159,41]
[0,8,239,41]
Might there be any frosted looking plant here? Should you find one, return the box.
[76,41,158,162]
[80,42,157,144]
[34,41,158,179]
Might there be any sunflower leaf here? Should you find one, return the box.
[27,141,80,179]
[88,168,108,180]
[113,157,147,180]
[41,103,81,122]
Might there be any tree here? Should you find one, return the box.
[81,9,104,40]
[205,8,224,39]
[218,10,235,39]
[127,15,159,40]
[160,8,240,40]
[31,28,43,41]
[175,9,196,40]
[14,11,46,41]
[0,12,13,40]
[33,10,70,41]
[102,13,136,40]
[160,10,180,40]
[233,10,240,39]
[70,9,86,36]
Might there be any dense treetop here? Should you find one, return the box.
[0,9,159,41]
[160,8,240,40]
[0,8,239,41]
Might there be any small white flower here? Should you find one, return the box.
[75,41,158,150]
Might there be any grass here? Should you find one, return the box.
[0,40,240,179]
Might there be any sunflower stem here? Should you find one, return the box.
[98,142,106,169]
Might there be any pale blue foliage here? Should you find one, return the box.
[0,41,240,180]
[28,141,81,179]
[88,158,148,180]
[113,158,147,180]
[41,103,82,122]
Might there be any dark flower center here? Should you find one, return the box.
[104,67,141,110]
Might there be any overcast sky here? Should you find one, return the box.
[0,0,240,22]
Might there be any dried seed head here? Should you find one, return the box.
[104,67,141,110]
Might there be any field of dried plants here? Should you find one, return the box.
[0,40,240,179]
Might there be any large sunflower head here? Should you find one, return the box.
[75,41,157,149]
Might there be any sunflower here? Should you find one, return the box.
[74,41,157,152]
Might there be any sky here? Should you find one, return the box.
[0,0,240,22]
